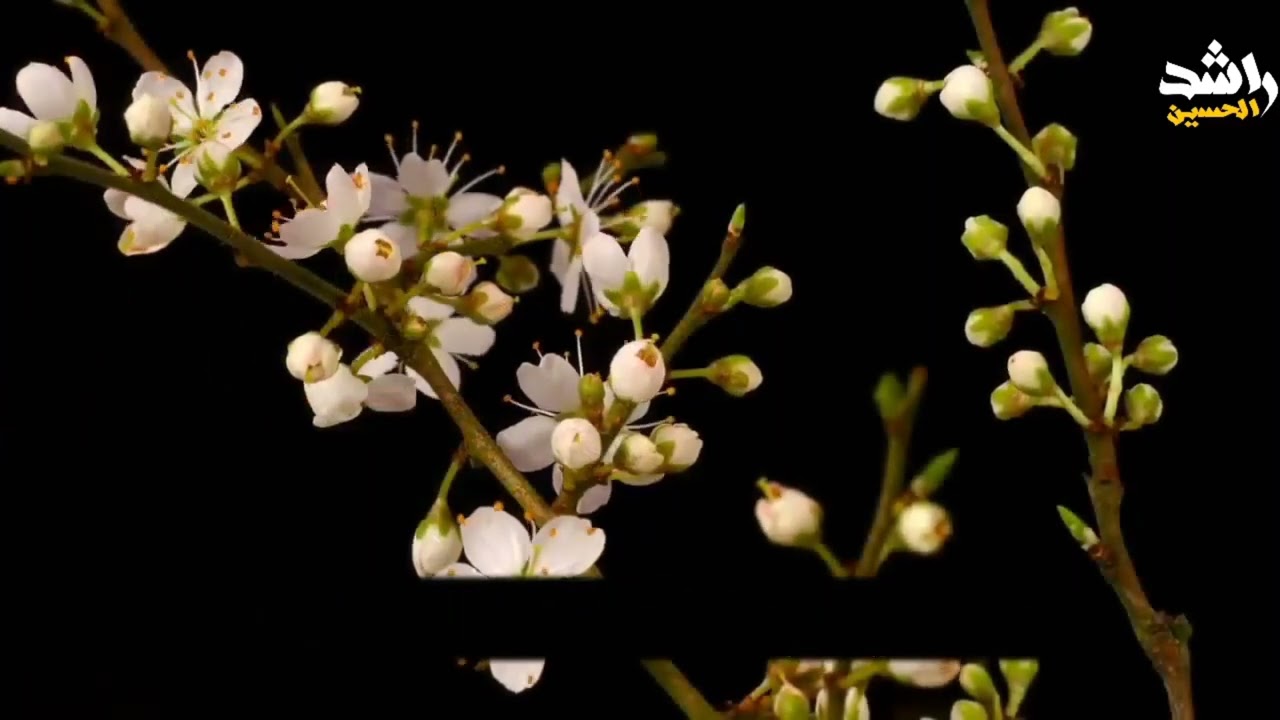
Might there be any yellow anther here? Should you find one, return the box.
[493,501,504,512]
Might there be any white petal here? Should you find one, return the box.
[169,161,199,200]
[559,257,582,314]
[364,374,417,412]
[133,71,196,134]
[628,227,671,294]
[406,295,456,321]
[104,188,131,219]
[65,56,97,111]
[577,482,613,515]
[0,108,36,138]
[324,163,362,226]
[350,163,372,216]
[460,506,532,577]
[16,63,76,120]
[446,192,503,231]
[582,232,628,292]
[197,51,243,118]
[211,100,261,149]
[489,660,545,693]
[367,172,407,219]
[529,516,604,576]
[614,471,664,487]
[277,208,340,259]
[552,464,566,494]
[435,317,495,357]
[380,221,418,259]
[516,354,581,413]
[495,416,557,472]
[549,238,571,281]
[117,219,182,256]
[398,153,450,198]
[356,351,399,379]
[555,160,587,226]
[435,562,484,578]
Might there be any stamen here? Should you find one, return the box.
[596,177,638,210]
[664,387,677,397]
[411,120,419,155]
[442,131,462,168]
[383,134,400,172]
[452,165,504,195]
[493,501,504,512]
[628,416,675,430]
[428,143,438,160]
[532,341,543,359]
[586,150,613,207]
[456,513,466,525]
[523,511,534,522]
[505,395,556,417]
[574,329,586,376]
[455,355,479,371]
[449,153,471,180]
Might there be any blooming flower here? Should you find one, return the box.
[357,296,495,399]
[302,363,416,428]
[0,57,97,143]
[270,163,371,259]
[104,157,191,256]
[365,128,506,258]
[551,158,639,314]
[133,51,262,197]
[435,505,605,693]
[581,227,670,317]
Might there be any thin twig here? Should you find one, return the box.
[962,3,1193,718]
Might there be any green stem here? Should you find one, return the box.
[86,143,130,176]
[1008,38,1045,74]
[219,193,240,229]
[660,228,744,363]
[1033,245,1059,296]
[1103,353,1125,423]
[143,148,159,182]
[667,368,711,380]
[630,311,645,341]
[854,367,927,578]
[1052,387,1092,427]
[997,250,1042,296]
[270,103,323,203]
[991,125,1049,181]
[813,542,849,578]
[641,660,722,720]
[64,0,107,24]
[438,446,465,500]
[272,113,308,148]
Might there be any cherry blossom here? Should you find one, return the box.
[132,51,262,197]
[365,128,505,257]
[270,163,372,259]
[550,158,639,315]
[582,227,671,317]
[302,363,417,428]
[357,296,495,399]
[104,157,191,256]
[0,57,97,141]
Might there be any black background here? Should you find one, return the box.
[5,1,1276,718]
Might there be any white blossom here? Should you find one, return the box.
[609,339,667,403]
[285,331,341,383]
[1081,283,1129,348]
[897,501,952,555]
[627,199,677,234]
[271,163,372,259]
[344,228,403,282]
[358,296,495,400]
[650,422,703,471]
[132,51,262,197]
[755,482,823,547]
[123,94,171,148]
[423,251,477,296]
[582,226,671,317]
[104,157,192,256]
[500,187,554,240]
[0,57,97,141]
[551,158,640,314]
[302,362,417,428]
[551,418,602,470]
[306,81,359,125]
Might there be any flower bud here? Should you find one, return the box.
[465,281,514,324]
[27,120,65,156]
[195,142,242,193]
[815,686,870,720]
[964,305,1014,347]
[614,432,665,474]
[950,699,989,720]
[626,200,678,235]
[1081,283,1129,349]
[1056,505,1100,549]
[344,228,403,282]
[499,187,553,239]
[578,372,605,415]
[910,448,959,499]
[999,659,1039,717]
[959,663,999,704]
[306,81,361,125]
[755,480,823,548]
[551,418,602,470]
[990,381,1034,420]
[286,331,342,383]
[423,250,476,295]
[626,133,659,156]
[1016,186,1061,241]
[650,423,703,471]
[939,65,999,126]
[303,364,369,428]
[1083,342,1112,384]
[1032,123,1078,171]
[961,215,1009,260]
[874,372,906,419]
[1007,350,1055,396]
[608,339,666,403]
[1124,383,1163,427]
[874,76,932,121]
[496,254,540,294]
[888,660,962,688]
[708,354,763,397]
[1132,335,1178,375]
[772,683,810,720]
[411,497,463,578]
[541,162,561,194]
[897,501,953,555]
[740,266,793,307]
[698,278,732,313]
[1040,8,1093,56]
[727,203,746,236]
[124,94,172,148]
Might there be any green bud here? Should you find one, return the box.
[412,497,462,578]
[873,372,906,420]
[740,266,793,308]
[626,133,659,155]
[964,305,1015,348]
[1056,505,1100,549]
[541,162,561,194]
[1123,383,1163,428]
[772,684,810,720]
[0,159,27,181]
[708,355,762,397]
[961,215,1009,260]
[1171,614,1194,643]
[579,372,605,414]
[195,143,243,193]
[999,659,1039,717]
[496,254,540,294]
[728,203,746,236]
[950,699,989,720]
[910,448,959,498]
[1007,350,1056,397]
[698,278,732,313]
[1132,335,1178,375]
[400,312,430,341]
[1040,8,1093,56]
[990,380,1034,420]
[873,77,933,121]
[1083,342,1112,385]
[1081,284,1130,350]
[959,663,999,704]
[1032,123,1078,172]
[27,120,65,157]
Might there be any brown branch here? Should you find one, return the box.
[963,3,1193,718]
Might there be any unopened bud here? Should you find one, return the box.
[499,187,553,239]
[959,663,999,704]
[772,683,810,720]
[939,65,999,126]
[344,228,402,282]
[286,331,342,383]
[999,659,1039,717]
[626,199,678,235]
[874,372,906,419]
[1132,335,1178,375]
[1032,123,1078,171]
[910,448,959,498]
[195,142,242,193]
[1081,283,1129,349]
[496,254,540,294]
[990,380,1034,420]
[551,418,602,470]
[423,251,477,295]
[708,354,763,397]
[609,339,666,403]
[961,215,1009,260]
[540,162,561,193]
[887,660,962,688]
[1040,8,1093,56]
[1083,342,1112,384]
[699,278,732,313]
[874,77,934,121]
[816,687,870,720]
[27,120,65,156]
[465,281,514,324]
[1016,186,1061,242]
[898,501,952,555]
[727,203,746,236]
[651,422,703,471]
[1124,383,1163,427]
[950,699,990,720]
[578,373,605,414]
[964,305,1014,347]
[306,81,361,125]
[741,266,793,307]
[626,133,659,155]
[1007,350,1055,396]
[412,498,463,578]
[1056,505,1099,549]
[124,94,172,148]
[615,432,665,474]
[755,479,823,548]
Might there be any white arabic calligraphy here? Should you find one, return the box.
[1158,40,1276,115]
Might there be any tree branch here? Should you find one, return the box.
[962,3,1193,718]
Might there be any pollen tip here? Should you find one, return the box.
[454,130,463,140]
[455,513,465,525]
[523,511,534,522]
[496,165,507,175]
[502,394,513,403]
[665,387,677,396]
[411,119,419,129]
[574,328,584,337]
[186,49,196,61]
[493,501,504,512]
